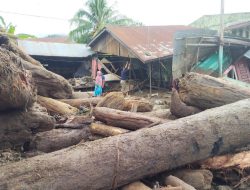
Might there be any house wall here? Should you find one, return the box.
[91,33,136,58]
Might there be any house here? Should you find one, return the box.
[225,21,250,39]
[18,39,94,78]
[172,29,250,83]
[88,25,192,90]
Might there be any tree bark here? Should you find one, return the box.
[170,88,201,118]
[93,107,167,130]
[0,99,250,190]
[96,92,125,110]
[0,47,36,111]
[90,123,130,137]
[143,109,176,120]
[123,98,153,112]
[37,96,79,115]
[60,97,102,108]
[200,151,250,170]
[0,109,55,150]
[121,181,151,190]
[22,60,73,99]
[0,34,42,66]
[164,175,196,190]
[29,128,90,153]
[178,72,250,109]
[55,115,92,129]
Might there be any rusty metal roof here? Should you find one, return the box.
[89,25,192,63]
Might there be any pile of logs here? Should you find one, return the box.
[0,33,249,190]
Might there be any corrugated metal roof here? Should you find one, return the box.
[89,25,192,62]
[18,39,94,58]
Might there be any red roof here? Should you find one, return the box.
[90,25,193,62]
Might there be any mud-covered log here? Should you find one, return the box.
[178,72,250,109]
[37,96,79,115]
[121,181,151,190]
[55,115,92,129]
[0,34,41,66]
[90,123,130,136]
[164,175,196,190]
[171,169,213,190]
[60,97,102,108]
[0,47,36,111]
[170,88,201,118]
[96,92,125,110]
[0,99,250,190]
[0,109,55,150]
[22,60,73,99]
[143,109,176,120]
[123,98,153,112]
[93,107,166,130]
[29,128,90,153]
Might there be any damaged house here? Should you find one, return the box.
[172,13,250,83]
[88,25,192,91]
[18,39,94,79]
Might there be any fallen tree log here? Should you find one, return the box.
[96,92,125,110]
[22,60,73,99]
[0,34,41,66]
[164,175,196,190]
[170,88,201,118]
[0,109,55,150]
[178,72,250,109]
[1,44,73,99]
[29,128,90,153]
[90,123,130,136]
[143,109,176,120]
[93,107,167,130]
[123,98,153,112]
[121,181,151,190]
[37,96,79,115]
[0,47,36,111]
[60,97,102,108]
[0,99,250,190]
[171,169,213,190]
[55,115,92,129]
[200,151,250,170]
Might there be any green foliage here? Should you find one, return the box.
[69,0,141,43]
[0,15,16,34]
[16,33,37,39]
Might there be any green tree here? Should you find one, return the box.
[0,16,16,34]
[70,0,140,43]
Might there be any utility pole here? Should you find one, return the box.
[218,0,224,77]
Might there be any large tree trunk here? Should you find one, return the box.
[93,107,167,130]
[0,108,55,150]
[22,60,73,99]
[0,47,36,111]
[60,97,102,108]
[0,99,249,190]
[37,96,79,115]
[178,72,250,109]
[29,128,90,153]
[0,40,73,99]
[0,34,41,66]
[170,88,201,118]
[123,98,153,112]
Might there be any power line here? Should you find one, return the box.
[0,10,70,21]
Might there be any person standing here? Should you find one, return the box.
[94,71,104,96]
[120,62,131,93]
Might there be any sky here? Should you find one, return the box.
[0,0,249,37]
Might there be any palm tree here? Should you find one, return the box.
[70,0,140,43]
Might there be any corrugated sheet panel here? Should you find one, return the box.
[89,25,193,62]
[18,40,94,57]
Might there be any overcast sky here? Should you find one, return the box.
[0,0,249,37]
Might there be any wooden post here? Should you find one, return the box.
[149,62,152,96]
[218,0,224,77]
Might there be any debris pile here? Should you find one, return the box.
[0,34,249,190]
